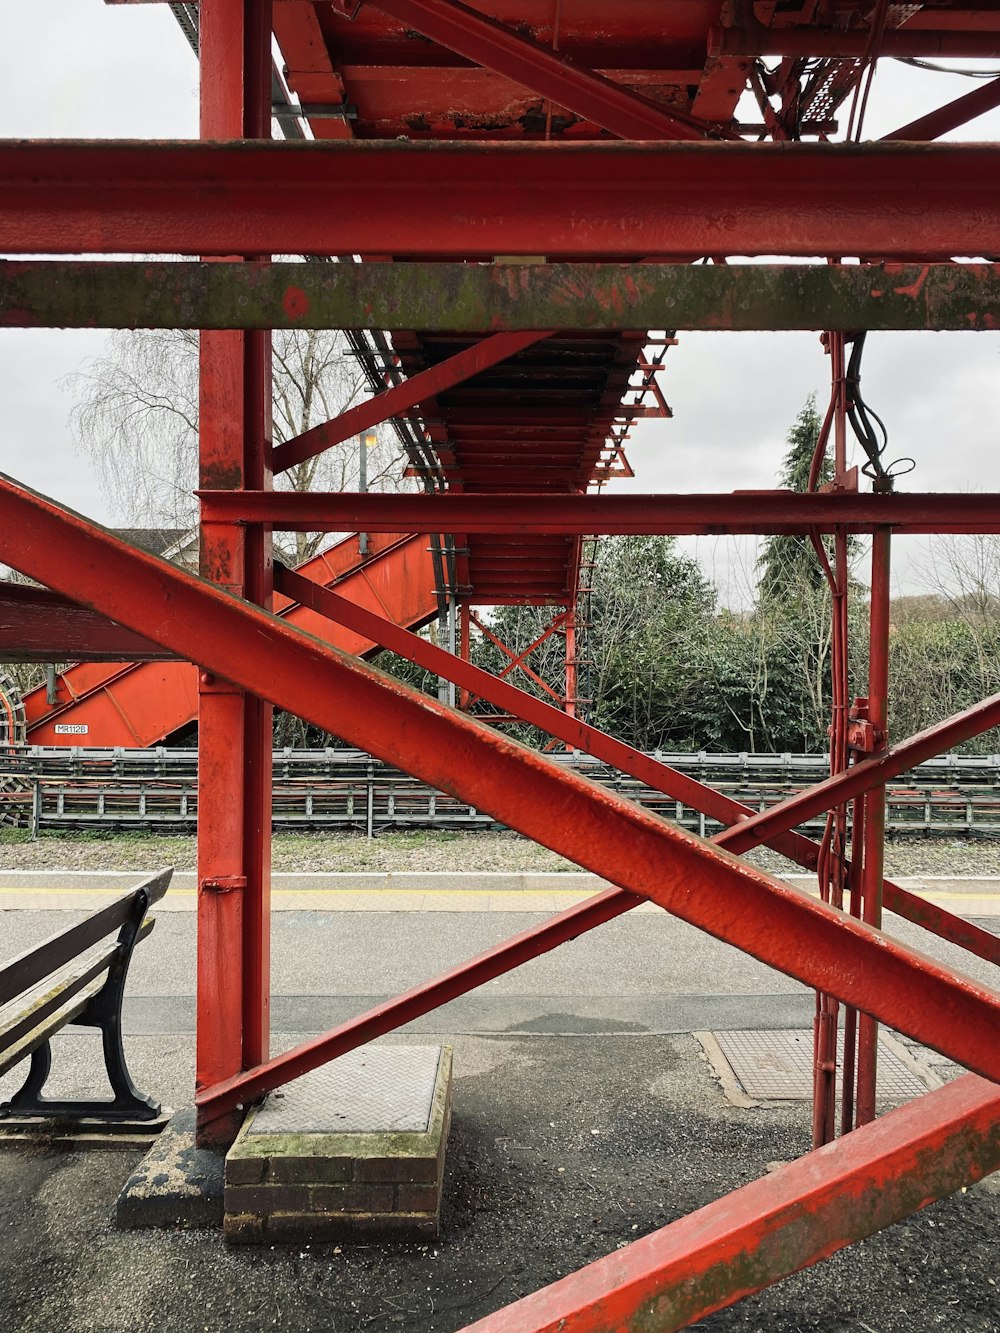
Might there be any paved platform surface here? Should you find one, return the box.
[1,1033,998,1333]
[0,871,997,1330]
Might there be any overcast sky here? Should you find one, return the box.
[3,1,999,603]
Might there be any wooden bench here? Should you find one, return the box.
[0,867,171,1125]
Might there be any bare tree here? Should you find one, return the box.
[67,328,408,564]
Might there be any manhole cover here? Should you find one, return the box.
[249,1045,443,1134]
[712,1029,928,1101]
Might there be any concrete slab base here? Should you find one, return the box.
[224,1044,453,1245]
[116,1107,226,1229]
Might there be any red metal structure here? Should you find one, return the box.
[23,530,437,745]
[2,1,1000,1326]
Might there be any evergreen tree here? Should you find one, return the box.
[756,395,828,601]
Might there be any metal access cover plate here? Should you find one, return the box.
[712,1029,927,1101]
[250,1045,443,1135]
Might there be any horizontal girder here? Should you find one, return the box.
[195,490,1000,536]
[5,260,1000,331]
[2,141,999,259]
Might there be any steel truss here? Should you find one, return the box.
[4,0,1000,1325]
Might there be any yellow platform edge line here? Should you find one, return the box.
[0,885,998,903]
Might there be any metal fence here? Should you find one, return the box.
[3,746,1000,836]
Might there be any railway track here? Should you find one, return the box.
[4,747,1000,837]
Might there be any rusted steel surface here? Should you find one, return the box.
[1,479,998,1119]
[195,489,1000,535]
[457,1074,1000,1333]
[5,260,1000,331]
[2,141,999,259]
[329,0,732,143]
[0,582,175,662]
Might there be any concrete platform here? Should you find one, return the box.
[2,1032,997,1333]
[224,1044,453,1244]
[116,1107,226,1229]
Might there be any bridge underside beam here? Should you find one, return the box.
[4,261,1000,332]
[197,489,1000,537]
[2,141,999,259]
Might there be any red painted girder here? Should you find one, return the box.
[195,490,1000,536]
[24,531,436,746]
[713,22,1000,59]
[4,141,999,260]
[885,75,1000,142]
[457,1073,1000,1333]
[4,480,996,1106]
[272,563,1000,971]
[0,582,174,662]
[331,0,732,142]
[272,2,353,141]
[273,331,548,474]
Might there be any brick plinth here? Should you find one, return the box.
[224,1045,452,1245]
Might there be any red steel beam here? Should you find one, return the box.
[6,261,1000,332]
[1,479,998,1126]
[713,23,1000,60]
[3,141,999,260]
[0,582,175,662]
[884,74,1000,142]
[457,1073,1000,1333]
[336,0,732,142]
[195,490,1000,536]
[273,331,548,474]
[277,562,1000,967]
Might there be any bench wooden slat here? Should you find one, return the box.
[0,975,103,1079]
[0,868,171,1007]
[0,918,155,1077]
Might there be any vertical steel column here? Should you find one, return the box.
[856,525,892,1126]
[812,332,849,1148]
[564,607,577,720]
[458,603,472,711]
[196,0,274,1141]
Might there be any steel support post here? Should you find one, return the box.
[196,0,273,1142]
[458,603,472,711]
[857,526,892,1128]
[564,608,577,722]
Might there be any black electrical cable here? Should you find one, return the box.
[844,334,914,486]
[896,58,1000,80]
